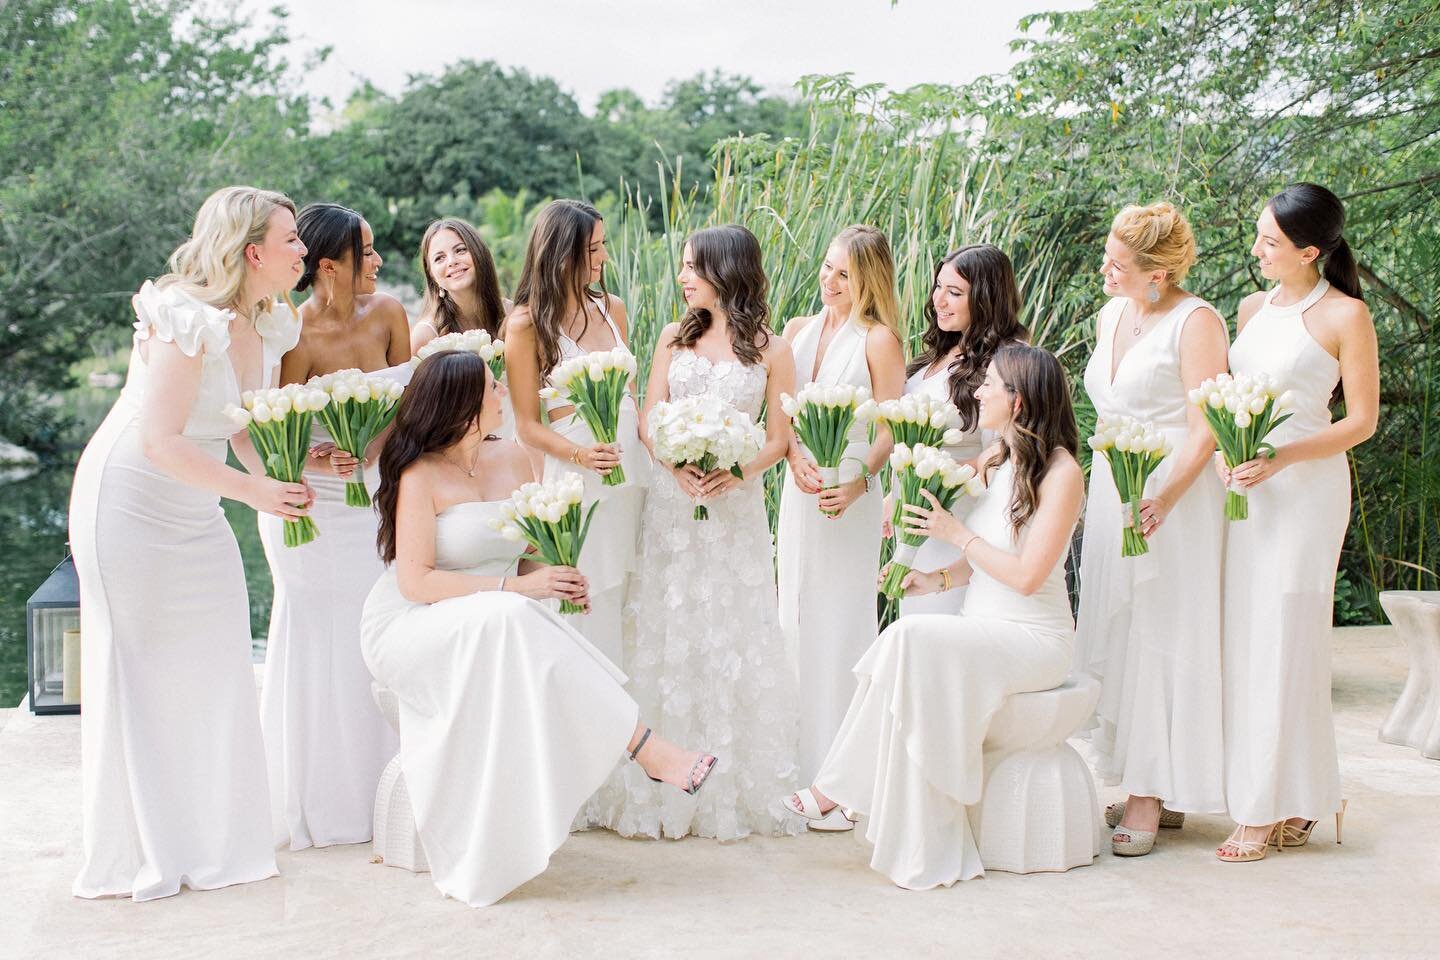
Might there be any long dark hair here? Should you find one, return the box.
[418,218,506,337]
[295,202,364,292]
[908,244,1026,432]
[668,224,771,365]
[986,343,1078,536]
[512,199,609,378]
[375,351,490,564]
[1268,183,1363,302]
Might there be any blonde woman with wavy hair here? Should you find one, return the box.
[69,185,312,900]
[1071,200,1231,857]
[777,224,906,791]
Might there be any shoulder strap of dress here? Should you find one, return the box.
[594,295,623,346]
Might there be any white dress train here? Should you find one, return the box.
[68,282,295,900]
[1072,296,1228,813]
[812,460,1075,888]
[1223,279,1347,826]
[360,501,639,907]
[778,310,883,780]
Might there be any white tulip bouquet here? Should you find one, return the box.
[225,384,331,547]
[414,328,506,381]
[858,393,965,449]
[1088,416,1173,556]
[307,368,405,507]
[1188,373,1293,520]
[487,474,597,614]
[780,381,873,517]
[539,347,638,487]
[647,394,766,520]
[882,443,983,598]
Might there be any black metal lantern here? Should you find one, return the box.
[26,554,81,715]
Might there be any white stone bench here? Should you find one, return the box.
[975,677,1103,874]
[370,684,428,873]
[1379,591,1440,760]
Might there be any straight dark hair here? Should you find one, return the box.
[669,224,771,365]
[295,202,364,292]
[1268,183,1363,302]
[512,199,609,379]
[985,343,1078,536]
[418,218,507,337]
[374,351,490,564]
[908,244,1027,432]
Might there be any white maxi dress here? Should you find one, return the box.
[68,282,296,900]
[1072,296,1228,813]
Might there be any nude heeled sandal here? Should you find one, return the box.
[1216,823,1284,862]
[1272,799,1348,848]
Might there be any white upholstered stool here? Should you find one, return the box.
[975,677,1102,874]
[371,683,428,873]
[1379,591,1440,760]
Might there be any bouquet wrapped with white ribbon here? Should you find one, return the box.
[882,443,983,598]
[414,328,506,381]
[780,381,872,517]
[857,392,965,449]
[487,474,597,614]
[225,384,331,547]
[648,394,765,520]
[1088,416,1173,556]
[307,368,405,507]
[539,347,638,487]
[1189,372,1293,520]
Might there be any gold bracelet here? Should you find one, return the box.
[570,446,582,465]
[940,568,953,592]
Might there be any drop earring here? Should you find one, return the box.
[1146,281,1160,304]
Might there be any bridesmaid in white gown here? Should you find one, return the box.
[891,244,1026,617]
[778,225,906,782]
[409,218,517,439]
[258,203,411,851]
[69,186,312,900]
[507,199,650,666]
[360,350,716,906]
[1215,184,1378,862]
[782,344,1085,889]
[1072,202,1230,856]
[595,225,804,840]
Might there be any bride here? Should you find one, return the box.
[360,349,717,907]
[591,224,804,840]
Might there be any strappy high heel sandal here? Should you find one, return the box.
[1273,799,1349,848]
[779,787,856,832]
[1216,823,1283,862]
[629,727,719,796]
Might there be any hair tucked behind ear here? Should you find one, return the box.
[1268,182,1363,302]
[295,202,364,293]
[159,185,296,315]
[985,343,1078,536]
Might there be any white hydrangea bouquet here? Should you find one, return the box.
[414,328,505,381]
[539,347,638,488]
[225,384,330,547]
[858,392,965,449]
[647,394,765,520]
[1189,372,1293,521]
[1088,416,1173,556]
[487,474,597,614]
[780,381,872,517]
[882,443,983,598]
[306,368,405,507]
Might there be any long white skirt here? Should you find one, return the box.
[814,613,1070,889]
[777,453,883,780]
[1072,429,1226,813]
[258,463,397,850]
[1223,452,1349,825]
[362,579,638,907]
[69,407,276,900]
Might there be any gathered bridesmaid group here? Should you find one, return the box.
[67,178,1377,906]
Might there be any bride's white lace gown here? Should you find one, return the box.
[590,350,803,840]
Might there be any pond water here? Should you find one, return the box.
[0,383,272,708]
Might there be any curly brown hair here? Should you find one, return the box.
[668,225,771,365]
[984,344,1078,536]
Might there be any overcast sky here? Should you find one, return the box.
[239,0,1092,112]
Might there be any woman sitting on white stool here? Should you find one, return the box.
[781,343,1084,890]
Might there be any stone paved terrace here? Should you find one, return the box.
[3,626,1438,959]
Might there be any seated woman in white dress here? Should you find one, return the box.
[360,349,717,908]
[780,343,1085,889]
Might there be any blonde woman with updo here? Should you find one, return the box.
[1072,201,1230,857]
[69,186,310,900]
[778,225,906,787]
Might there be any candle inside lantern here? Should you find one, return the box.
[62,628,81,704]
